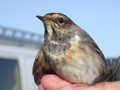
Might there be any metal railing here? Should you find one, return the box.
[0,25,43,48]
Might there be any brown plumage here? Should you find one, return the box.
[33,13,115,85]
[33,49,55,85]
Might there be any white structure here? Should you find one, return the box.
[0,25,42,90]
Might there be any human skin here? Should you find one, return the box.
[38,74,120,90]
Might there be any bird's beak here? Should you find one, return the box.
[36,15,54,24]
[36,16,44,21]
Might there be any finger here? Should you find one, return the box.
[38,84,44,90]
[61,85,88,90]
[41,74,70,90]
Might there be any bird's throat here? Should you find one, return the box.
[44,24,53,40]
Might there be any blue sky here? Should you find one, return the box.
[0,0,120,57]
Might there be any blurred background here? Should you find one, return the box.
[0,0,120,90]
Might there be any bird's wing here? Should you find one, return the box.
[85,41,106,64]
[80,40,109,82]
[32,48,54,85]
[77,28,106,63]
[79,29,106,64]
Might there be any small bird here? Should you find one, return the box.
[33,13,108,85]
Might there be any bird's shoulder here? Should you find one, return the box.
[74,27,106,62]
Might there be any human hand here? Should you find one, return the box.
[38,74,120,90]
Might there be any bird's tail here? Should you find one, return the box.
[104,57,120,81]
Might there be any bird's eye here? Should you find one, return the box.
[58,18,64,23]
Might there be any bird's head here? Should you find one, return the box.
[36,13,76,41]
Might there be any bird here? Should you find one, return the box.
[32,13,109,85]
